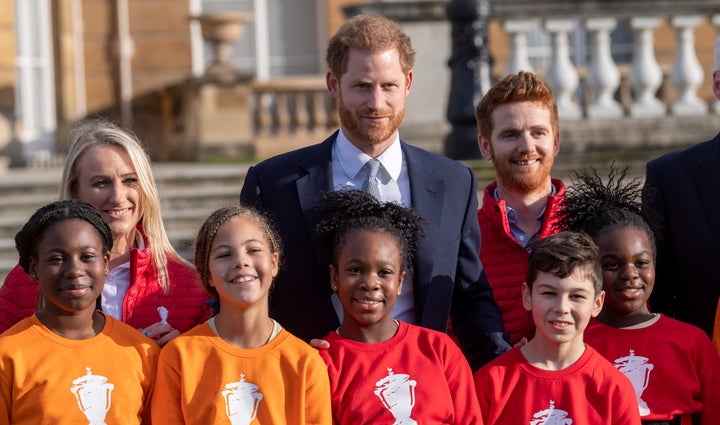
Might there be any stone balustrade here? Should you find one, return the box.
[496,2,718,121]
[252,75,337,159]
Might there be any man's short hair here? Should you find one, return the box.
[526,231,602,295]
[715,35,720,71]
[475,71,559,143]
[325,14,415,77]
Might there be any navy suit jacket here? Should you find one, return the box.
[240,132,507,368]
[642,133,720,337]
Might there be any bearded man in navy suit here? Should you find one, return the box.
[240,14,510,369]
[642,36,720,339]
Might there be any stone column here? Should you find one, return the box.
[545,19,581,120]
[503,19,539,75]
[670,15,707,116]
[585,18,622,118]
[629,17,665,118]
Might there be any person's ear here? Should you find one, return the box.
[28,258,38,281]
[271,251,279,278]
[327,71,340,99]
[713,70,720,100]
[329,265,338,292]
[103,253,110,275]
[553,131,561,157]
[522,282,532,311]
[396,270,406,296]
[404,69,413,95]
[591,290,605,318]
[478,134,493,161]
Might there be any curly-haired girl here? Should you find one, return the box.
[315,189,481,424]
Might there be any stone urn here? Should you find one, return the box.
[192,11,253,81]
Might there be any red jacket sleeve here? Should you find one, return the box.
[0,265,41,333]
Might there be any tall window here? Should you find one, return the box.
[15,0,56,160]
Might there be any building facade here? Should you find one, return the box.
[1,0,718,166]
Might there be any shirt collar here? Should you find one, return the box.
[494,183,557,223]
[335,129,403,181]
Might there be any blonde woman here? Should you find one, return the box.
[0,119,210,344]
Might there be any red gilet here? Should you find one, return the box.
[0,226,210,333]
[477,179,565,344]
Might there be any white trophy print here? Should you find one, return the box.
[530,400,573,425]
[614,349,654,416]
[374,367,417,425]
[221,374,264,425]
[157,306,169,325]
[70,366,115,425]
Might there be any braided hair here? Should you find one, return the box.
[557,164,656,255]
[15,200,113,274]
[194,205,282,300]
[315,190,426,273]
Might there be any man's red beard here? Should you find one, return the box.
[337,94,405,146]
[492,154,554,193]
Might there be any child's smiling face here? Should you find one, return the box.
[31,219,109,316]
[523,267,604,348]
[208,216,279,309]
[595,225,655,322]
[330,229,405,341]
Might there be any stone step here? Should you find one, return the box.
[0,168,61,198]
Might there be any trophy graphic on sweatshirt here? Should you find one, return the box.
[374,367,417,425]
[70,366,115,424]
[222,374,264,425]
[530,400,573,425]
[157,306,169,325]
[614,349,654,416]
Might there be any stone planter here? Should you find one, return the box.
[192,11,253,83]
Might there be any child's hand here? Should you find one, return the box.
[139,321,180,346]
[310,338,330,350]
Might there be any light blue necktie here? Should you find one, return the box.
[362,159,381,200]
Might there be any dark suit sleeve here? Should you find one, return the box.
[450,168,511,370]
[642,160,676,316]
[240,165,261,208]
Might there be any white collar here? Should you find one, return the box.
[335,129,403,181]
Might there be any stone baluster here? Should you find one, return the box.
[275,91,290,135]
[712,14,720,114]
[503,19,539,75]
[312,91,327,130]
[544,19,581,120]
[586,18,622,118]
[293,91,309,131]
[327,95,339,127]
[629,17,665,118]
[670,15,707,116]
[254,90,271,135]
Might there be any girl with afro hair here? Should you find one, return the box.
[315,189,482,424]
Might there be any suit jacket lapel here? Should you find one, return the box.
[695,135,720,247]
[404,143,445,309]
